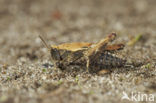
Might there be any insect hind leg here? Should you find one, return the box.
[86,33,117,72]
[87,33,117,56]
[105,43,125,52]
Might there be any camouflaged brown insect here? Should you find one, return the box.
[39,33,126,73]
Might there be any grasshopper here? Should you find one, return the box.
[39,33,126,73]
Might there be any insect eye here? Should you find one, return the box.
[50,48,61,61]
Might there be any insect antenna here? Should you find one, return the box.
[39,35,51,51]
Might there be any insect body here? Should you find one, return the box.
[39,33,126,73]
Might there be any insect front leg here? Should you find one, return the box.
[56,50,86,70]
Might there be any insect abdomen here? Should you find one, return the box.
[100,53,126,67]
[88,52,126,73]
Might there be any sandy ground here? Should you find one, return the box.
[0,0,156,103]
